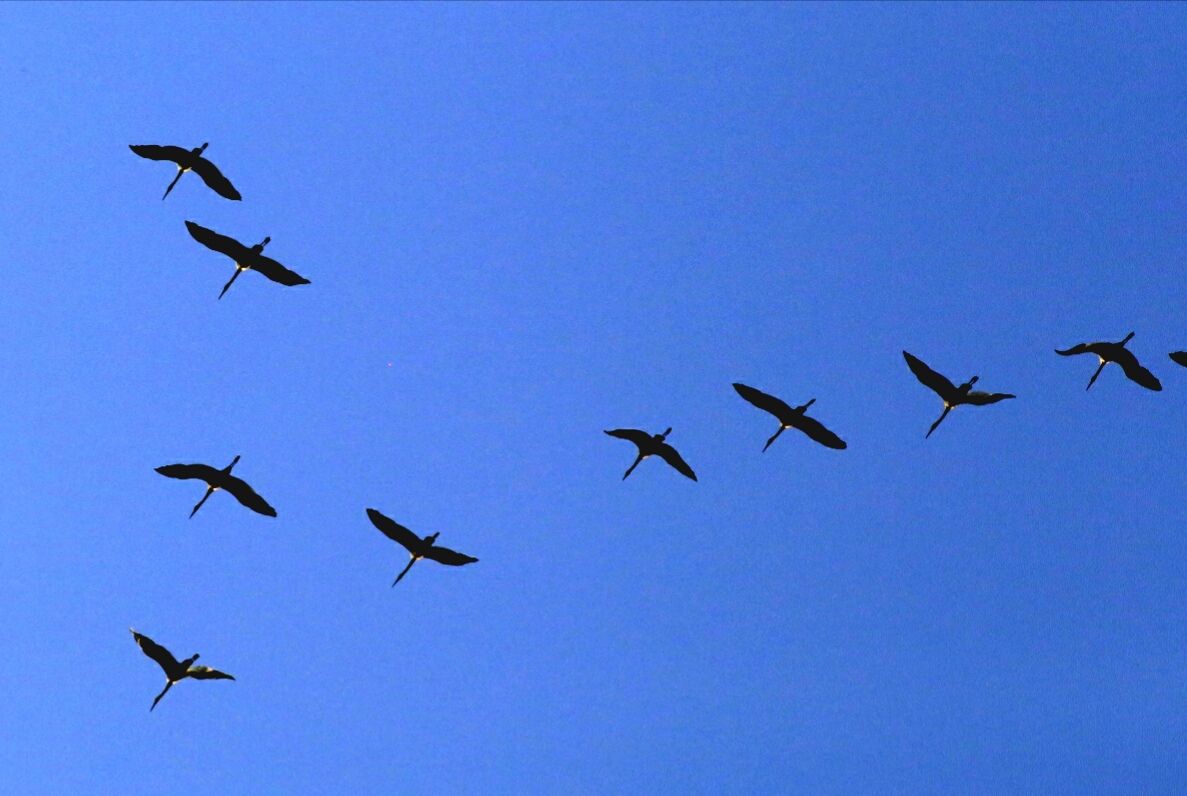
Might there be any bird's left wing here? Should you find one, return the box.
[656,444,697,481]
[190,157,242,200]
[903,351,957,401]
[963,391,1016,405]
[217,475,277,517]
[1113,349,1162,391]
[1170,351,1187,368]
[131,629,179,674]
[185,221,254,262]
[604,429,653,447]
[155,463,222,482]
[366,509,421,552]
[732,382,796,423]
[186,666,235,680]
[129,144,189,162]
[250,255,311,287]
[422,546,479,566]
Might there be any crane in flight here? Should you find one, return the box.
[1055,332,1162,391]
[129,142,241,200]
[903,351,1015,438]
[604,427,697,481]
[185,221,310,299]
[155,455,277,518]
[130,629,234,711]
[366,508,478,587]
[732,382,847,451]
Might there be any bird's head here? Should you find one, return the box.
[797,398,816,413]
[656,427,672,441]
[424,532,441,545]
[1120,331,1135,346]
[252,237,271,254]
[196,142,209,154]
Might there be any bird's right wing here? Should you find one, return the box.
[217,474,277,517]
[603,429,653,448]
[186,666,235,680]
[250,255,311,287]
[190,158,242,200]
[155,463,222,482]
[1054,343,1093,356]
[422,546,479,566]
[1113,349,1162,391]
[732,382,795,422]
[129,144,188,163]
[1170,352,1187,368]
[131,629,179,674]
[185,221,253,261]
[790,414,847,449]
[656,444,697,481]
[903,351,957,400]
[366,508,421,552]
[964,391,1016,405]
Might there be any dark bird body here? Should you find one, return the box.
[732,382,847,451]
[604,427,697,481]
[903,351,1015,438]
[129,142,241,200]
[130,629,234,711]
[367,508,478,586]
[1055,332,1161,391]
[155,455,276,518]
[185,221,310,299]
[1169,351,1187,369]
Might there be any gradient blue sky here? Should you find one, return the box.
[2,3,1186,793]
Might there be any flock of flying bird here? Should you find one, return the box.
[124,140,1187,711]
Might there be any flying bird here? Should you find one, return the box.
[184,221,310,299]
[1055,332,1162,391]
[604,427,697,481]
[1169,351,1187,368]
[155,455,277,518]
[903,351,1015,438]
[130,629,234,711]
[129,142,241,200]
[732,382,847,451]
[366,508,479,587]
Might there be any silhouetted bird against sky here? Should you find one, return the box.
[129,142,241,201]
[1055,332,1162,391]
[155,455,277,518]
[1169,351,1187,368]
[366,508,479,587]
[903,351,1015,438]
[604,427,697,481]
[130,629,234,711]
[732,382,847,451]
[185,221,310,299]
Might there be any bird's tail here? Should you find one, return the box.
[150,681,172,711]
[622,454,644,480]
[218,267,245,300]
[925,406,951,438]
[1086,361,1107,391]
[162,169,184,200]
[189,487,214,518]
[392,557,416,587]
[762,426,785,452]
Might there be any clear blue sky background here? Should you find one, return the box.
[1,3,1185,793]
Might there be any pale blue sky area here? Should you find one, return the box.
[1,3,1186,793]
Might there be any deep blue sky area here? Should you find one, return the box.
[1,3,1186,793]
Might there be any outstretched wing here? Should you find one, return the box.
[903,351,957,401]
[1170,351,1187,368]
[422,545,479,566]
[155,463,222,482]
[129,144,188,163]
[215,474,277,517]
[963,391,1016,406]
[186,665,235,681]
[1113,349,1162,391]
[656,443,697,481]
[789,414,847,449]
[1054,342,1095,357]
[366,508,421,552]
[604,428,652,448]
[733,382,795,423]
[185,221,253,262]
[190,157,241,200]
[250,254,310,287]
[131,629,179,674]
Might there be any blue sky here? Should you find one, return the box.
[1,3,1186,793]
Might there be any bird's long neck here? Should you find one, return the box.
[796,398,816,414]
[254,236,271,252]
[1119,331,1135,346]
[424,532,440,546]
[223,455,240,474]
[656,427,672,441]
[196,142,209,154]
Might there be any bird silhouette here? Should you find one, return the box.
[129,142,241,200]
[903,351,1015,438]
[155,455,276,518]
[732,382,847,451]
[366,508,479,587]
[185,221,310,299]
[1055,332,1162,391]
[1169,351,1187,368]
[130,629,234,711]
[604,427,697,481]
